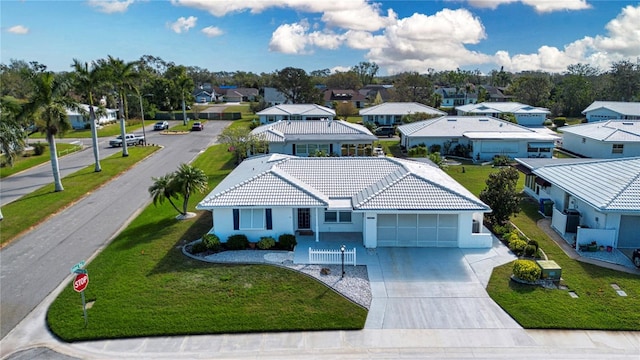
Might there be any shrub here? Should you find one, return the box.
[278,234,297,250]
[512,259,541,282]
[226,234,249,250]
[553,117,566,127]
[492,155,511,166]
[257,236,276,250]
[527,239,539,252]
[429,144,442,154]
[493,223,514,238]
[407,145,428,157]
[33,142,46,156]
[202,233,221,251]
[190,241,207,254]
[509,239,528,255]
[523,244,537,257]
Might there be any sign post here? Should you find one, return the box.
[72,263,89,327]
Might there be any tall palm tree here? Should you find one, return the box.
[0,95,26,167]
[172,163,208,216]
[100,56,138,157]
[71,59,105,172]
[148,173,182,215]
[21,72,79,191]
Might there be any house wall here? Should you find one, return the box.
[514,113,546,127]
[260,114,335,124]
[210,207,295,242]
[562,132,640,158]
[458,212,492,248]
[363,212,377,248]
[317,211,363,233]
[585,108,620,122]
[362,114,403,126]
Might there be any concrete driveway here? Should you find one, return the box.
[364,240,521,329]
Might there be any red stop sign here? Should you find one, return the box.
[73,273,89,292]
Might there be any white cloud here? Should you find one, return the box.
[466,0,591,13]
[269,22,310,54]
[201,26,223,37]
[169,16,197,34]
[7,25,29,34]
[87,0,135,14]
[495,4,640,72]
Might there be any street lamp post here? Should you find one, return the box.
[137,94,147,146]
[340,244,346,279]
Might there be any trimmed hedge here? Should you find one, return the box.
[278,234,297,251]
[227,234,249,250]
[202,233,221,251]
[512,259,541,282]
[257,236,276,250]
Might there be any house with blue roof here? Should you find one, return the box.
[197,155,492,248]
[515,157,640,251]
[251,119,377,156]
[559,120,640,158]
[456,102,550,127]
[257,104,335,124]
[582,101,640,122]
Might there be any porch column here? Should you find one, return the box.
[315,208,319,242]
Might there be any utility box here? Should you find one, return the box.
[542,200,554,217]
[536,260,562,281]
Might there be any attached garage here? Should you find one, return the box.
[618,215,640,248]
[377,213,459,247]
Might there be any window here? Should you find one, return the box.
[581,137,586,143]
[612,144,624,154]
[236,209,265,230]
[324,211,352,223]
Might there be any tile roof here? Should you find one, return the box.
[251,120,376,143]
[560,120,640,142]
[530,157,640,212]
[582,101,640,116]
[257,104,335,117]
[359,102,446,116]
[197,155,489,212]
[456,102,550,115]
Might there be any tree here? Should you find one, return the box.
[172,163,208,217]
[607,60,640,101]
[148,173,182,216]
[21,71,79,191]
[509,74,552,107]
[555,64,599,117]
[71,59,106,172]
[0,96,26,167]
[479,167,521,226]
[218,126,268,164]
[165,65,194,125]
[389,72,434,104]
[325,71,361,89]
[334,101,358,121]
[352,61,379,86]
[273,67,320,104]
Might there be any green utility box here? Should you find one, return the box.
[536,260,562,280]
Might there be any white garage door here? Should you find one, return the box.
[618,215,640,248]
[377,214,458,247]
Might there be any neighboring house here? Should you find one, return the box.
[194,90,214,103]
[263,87,289,106]
[397,116,558,161]
[251,119,377,157]
[360,102,446,126]
[581,101,640,122]
[68,104,118,130]
[434,87,477,109]
[514,157,640,250]
[223,88,259,103]
[559,120,640,158]
[257,104,335,124]
[456,102,550,127]
[196,154,492,248]
[323,89,366,109]
[358,84,393,104]
[481,85,513,102]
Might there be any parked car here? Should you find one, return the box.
[109,134,145,147]
[375,126,395,137]
[154,121,169,131]
[633,249,640,268]
[191,122,204,131]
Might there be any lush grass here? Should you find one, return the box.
[375,140,403,157]
[28,121,144,139]
[0,146,159,245]
[46,143,367,342]
[0,142,80,178]
[447,164,640,330]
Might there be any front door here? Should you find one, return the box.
[297,208,311,229]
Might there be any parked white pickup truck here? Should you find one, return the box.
[109,134,145,147]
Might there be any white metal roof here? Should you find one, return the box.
[456,102,550,115]
[197,155,489,212]
[359,102,446,116]
[560,120,640,142]
[251,120,376,143]
[531,157,640,213]
[582,101,640,116]
[256,104,335,117]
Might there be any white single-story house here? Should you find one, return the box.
[359,102,446,126]
[559,120,640,158]
[68,104,118,130]
[257,104,335,124]
[197,155,492,249]
[397,116,559,161]
[455,102,550,127]
[514,157,640,250]
[251,119,377,156]
[582,101,640,122]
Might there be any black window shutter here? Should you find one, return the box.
[292,144,296,155]
[233,209,239,230]
[266,209,272,230]
[330,144,333,154]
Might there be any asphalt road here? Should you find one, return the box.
[0,121,231,339]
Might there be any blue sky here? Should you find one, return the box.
[2,1,639,76]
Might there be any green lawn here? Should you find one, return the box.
[0,142,81,178]
[447,164,640,330]
[46,143,367,342]
[28,121,144,139]
[0,146,159,245]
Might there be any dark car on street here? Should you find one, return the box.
[633,249,640,268]
[375,126,395,137]
[191,122,204,131]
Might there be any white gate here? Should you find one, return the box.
[308,247,356,265]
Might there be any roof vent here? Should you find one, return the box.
[479,118,489,122]
[622,122,634,125]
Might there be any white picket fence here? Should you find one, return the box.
[308,247,356,266]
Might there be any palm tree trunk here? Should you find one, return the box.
[169,197,185,216]
[118,94,129,157]
[89,102,102,172]
[182,95,187,126]
[47,133,64,192]
[182,192,190,215]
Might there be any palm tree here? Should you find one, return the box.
[172,163,208,217]
[148,173,182,215]
[71,59,106,172]
[21,72,79,191]
[0,95,26,167]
